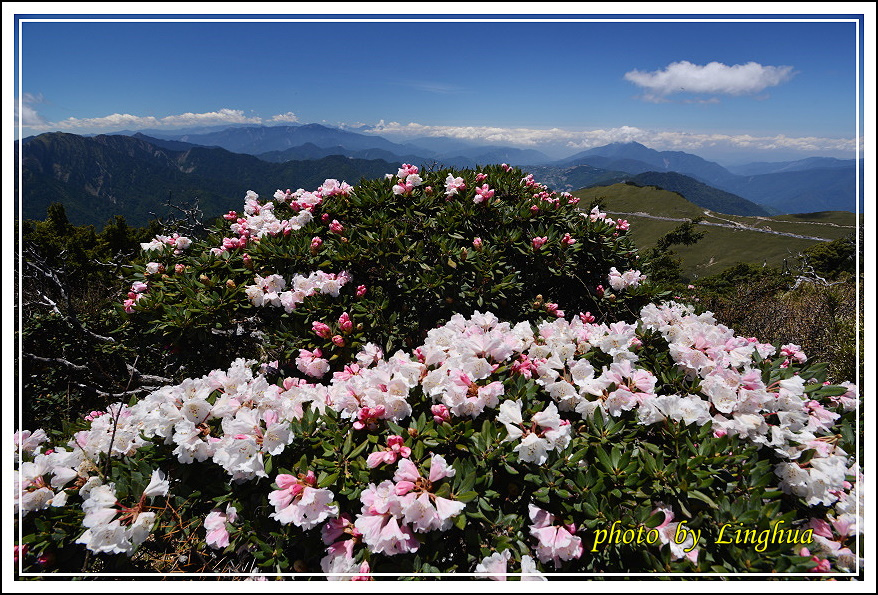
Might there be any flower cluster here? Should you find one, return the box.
[392,164,423,196]
[140,233,192,254]
[528,504,584,568]
[444,173,466,197]
[268,471,339,530]
[15,302,860,571]
[608,266,646,292]
[75,469,169,555]
[355,455,465,556]
[498,400,571,465]
[244,270,351,312]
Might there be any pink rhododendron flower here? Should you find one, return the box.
[608,267,646,291]
[268,472,338,530]
[351,561,373,580]
[366,435,412,468]
[528,504,583,568]
[474,184,495,203]
[651,506,699,563]
[473,237,483,250]
[475,549,511,579]
[318,179,352,197]
[204,504,238,549]
[353,406,386,431]
[780,343,807,364]
[296,348,330,378]
[444,174,466,197]
[329,219,345,234]
[532,236,548,250]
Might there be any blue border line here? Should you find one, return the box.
[13,13,868,20]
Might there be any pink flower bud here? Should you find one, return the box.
[332,335,346,347]
[312,321,332,338]
[596,284,605,298]
[356,285,367,297]
[431,404,451,423]
[338,312,353,333]
[472,237,483,250]
[532,236,548,250]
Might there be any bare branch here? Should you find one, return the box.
[22,245,117,343]
[25,352,91,373]
[126,363,172,385]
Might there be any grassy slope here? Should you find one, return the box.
[573,184,856,278]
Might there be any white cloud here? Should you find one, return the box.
[28,108,303,132]
[16,93,48,127]
[51,108,264,130]
[270,112,299,123]
[624,61,795,101]
[363,121,858,154]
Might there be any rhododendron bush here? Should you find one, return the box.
[119,164,651,379]
[14,165,862,578]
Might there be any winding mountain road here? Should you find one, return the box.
[604,210,833,242]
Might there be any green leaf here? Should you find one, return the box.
[687,489,718,509]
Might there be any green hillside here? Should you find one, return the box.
[574,183,856,278]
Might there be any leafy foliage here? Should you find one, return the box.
[124,164,652,380]
[15,167,861,580]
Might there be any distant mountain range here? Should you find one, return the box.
[17,132,399,227]
[544,141,861,214]
[17,124,860,228]
[134,123,555,168]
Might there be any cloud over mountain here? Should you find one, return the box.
[361,121,857,155]
[26,108,299,132]
[624,61,796,102]
[16,93,48,127]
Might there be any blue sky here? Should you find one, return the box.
[12,8,869,163]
